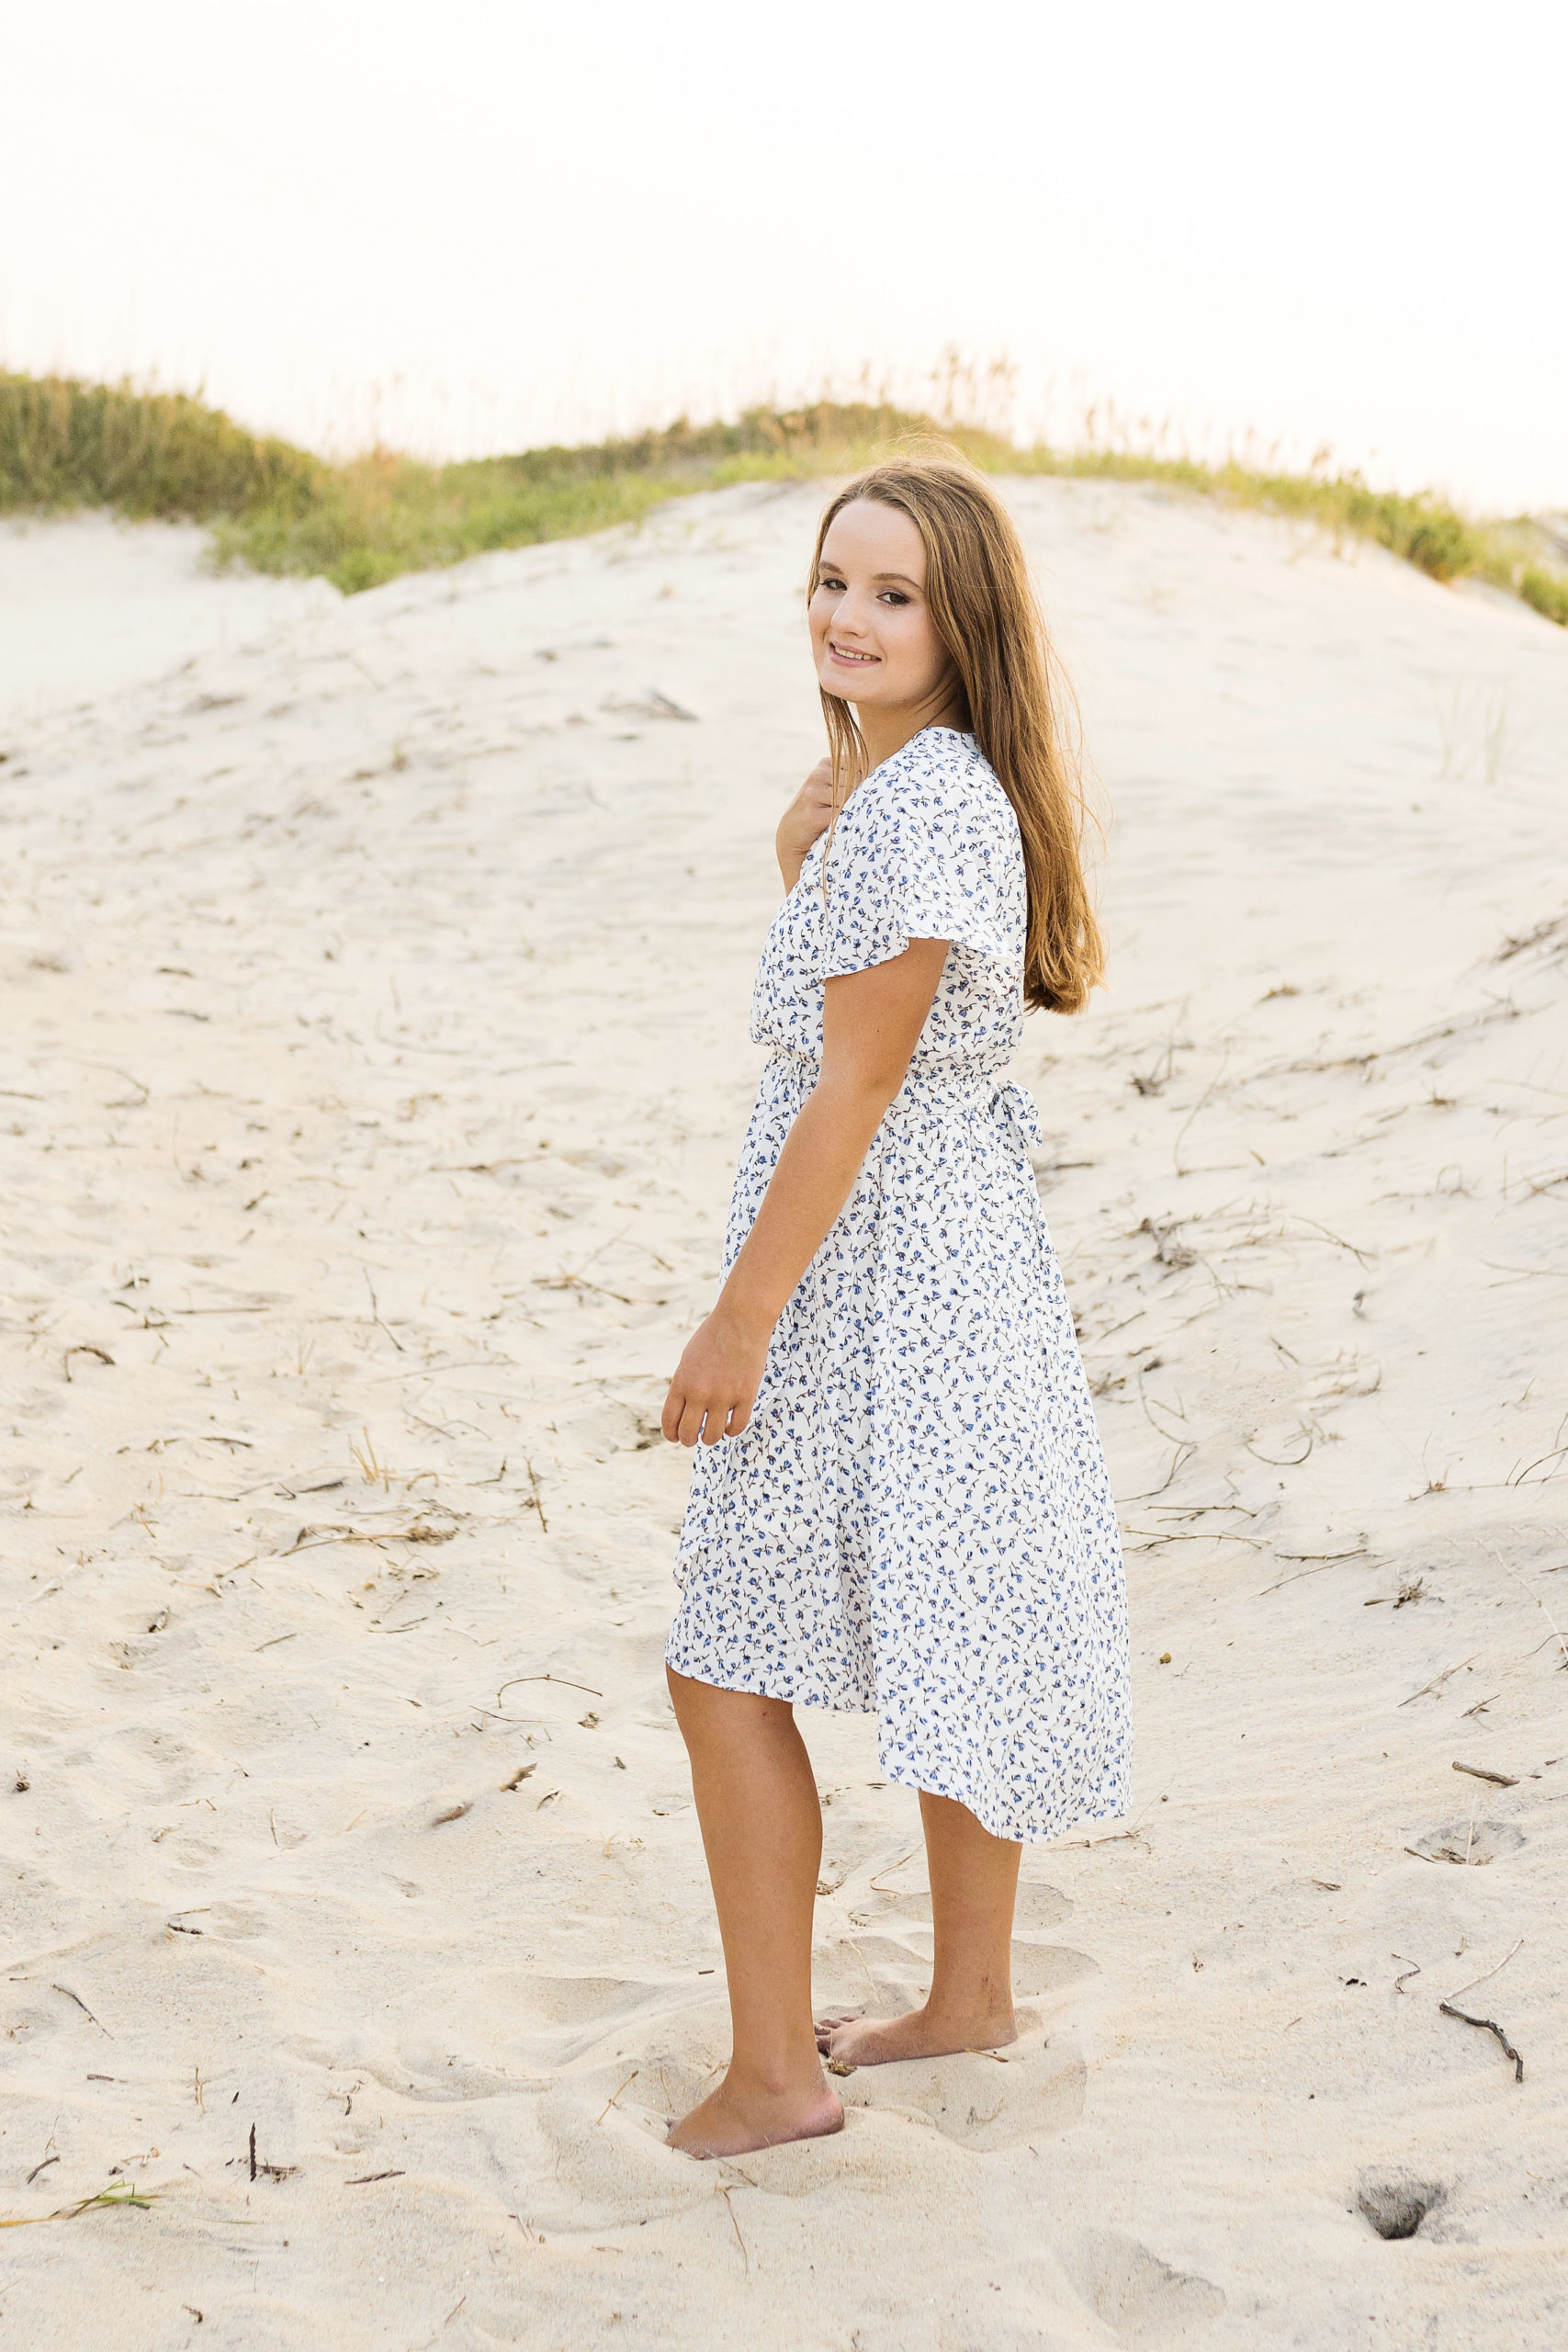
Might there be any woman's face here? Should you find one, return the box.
[808,499,953,718]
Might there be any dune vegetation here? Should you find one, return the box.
[3,368,1564,623]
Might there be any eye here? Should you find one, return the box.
[817,572,847,593]
[877,589,910,606]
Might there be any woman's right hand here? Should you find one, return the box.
[776,758,839,891]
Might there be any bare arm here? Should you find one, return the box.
[662,938,950,1446]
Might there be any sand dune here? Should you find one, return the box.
[2,479,1565,2348]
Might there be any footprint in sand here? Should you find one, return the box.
[506,1972,683,2069]
[821,1928,1097,2021]
[514,1973,661,2028]
[1409,1816,1525,1867]
[1011,1942,1099,2000]
[285,2032,518,2103]
[1059,2229,1226,2345]
[817,1930,1100,2153]
[535,2052,722,2220]
[839,2039,1088,2152]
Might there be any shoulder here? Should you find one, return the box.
[848,729,1015,855]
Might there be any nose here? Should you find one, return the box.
[828,587,872,638]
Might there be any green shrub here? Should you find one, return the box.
[1518,563,1568,627]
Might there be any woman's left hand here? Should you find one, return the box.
[662,1307,771,1446]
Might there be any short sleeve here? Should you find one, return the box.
[817,758,1015,981]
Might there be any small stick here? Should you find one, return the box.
[595,2068,638,2124]
[1452,1761,1517,1787]
[1258,1551,1371,1596]
[345,2170,405,2185]
[524,1459,548,1533]
[1438,2002,1524,2083]
[1446,1936,1524,2007]
[249,2123,257,2183]
[363,1269,404,1353]
[1398,1655,1480,1706]
[716,2183,750,2274]
[1392,1955,1422,1995]
[496,1672,602,1702]
[52,1985,111,2037]
[1291,1213,1376,1266]
[868,1846,920,1894]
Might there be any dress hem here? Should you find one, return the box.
[663,1640,1129,1846]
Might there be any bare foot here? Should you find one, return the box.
[666,2071,844,2159]
[814,2004,1017,2070]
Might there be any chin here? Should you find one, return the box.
[819,663,891,698]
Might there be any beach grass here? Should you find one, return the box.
[3,369,1562,622]
[0,370,319,521]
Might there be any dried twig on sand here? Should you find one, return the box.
[716,2182,750,2272]
[867,1846,920,1893]
[1446,1937,1524,2007]
[496,1671,602,1702]
[362,1269,404,1353]
[594,2068,638,2124]
[1438,2002,1524,2083]
[1398,1656,1480,1706]
[52,1984,111,2036]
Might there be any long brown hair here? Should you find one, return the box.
[809,455,1105,1015]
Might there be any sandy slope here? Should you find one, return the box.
[0,513,331,732]
[2,480,1565,2351]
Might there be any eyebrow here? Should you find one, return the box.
[818,564,922,588]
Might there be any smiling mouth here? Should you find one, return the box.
[828,640,879,665]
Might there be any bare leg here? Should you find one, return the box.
[816,1789,1021,2066]
[664,1668,843,2156]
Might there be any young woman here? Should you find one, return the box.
[660,456,1130,2159]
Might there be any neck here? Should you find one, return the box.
[854,693,966,778]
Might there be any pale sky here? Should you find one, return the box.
[5,0,1565,510]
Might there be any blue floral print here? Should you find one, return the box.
[666,727,1130,1842]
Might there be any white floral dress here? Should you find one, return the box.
[666,727,1130,1843]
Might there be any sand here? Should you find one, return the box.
[2,479,1565,2350]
